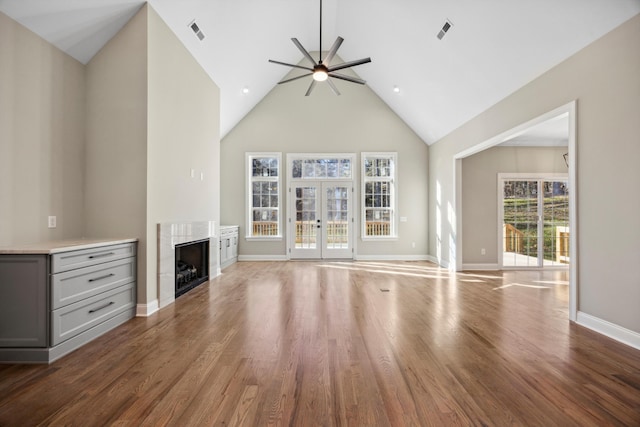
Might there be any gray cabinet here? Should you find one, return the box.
[0,241,136,363]
[0,256,48,348]
[220,226,239,269]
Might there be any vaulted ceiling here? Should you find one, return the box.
[1,0,639,144]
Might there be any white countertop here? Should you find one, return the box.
[0,238,137,255]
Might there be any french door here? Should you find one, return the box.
[500,174,569,268]
[289,181,353,259]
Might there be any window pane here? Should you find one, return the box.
[340,159,351,178]
[292,160,302,178]
[303,160,315,178]
[315,159,326,178]
[327,159,338,177]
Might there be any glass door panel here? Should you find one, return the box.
[322,183,352,258]
[542,180,569,266]
[289,182,353,259]
[503,180,539,267]
[501,176,570,268]
[291,184,320,258]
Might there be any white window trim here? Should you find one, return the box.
[361,152,398,240]
[246,152,283,240]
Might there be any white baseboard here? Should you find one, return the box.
[462,263,499,271]
[577,311,640,351]
[136,300,159,317]
[426,255,450,269]
[354,254,430,261]
[238,255,288,261]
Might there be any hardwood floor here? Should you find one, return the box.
[1,261,639,426]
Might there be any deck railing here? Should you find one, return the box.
[503,223,524,253]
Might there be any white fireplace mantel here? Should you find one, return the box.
[158,221,218,308]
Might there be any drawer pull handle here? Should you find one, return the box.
[88,301,115,314]
[89,273,115,282]
[89,252,115,259]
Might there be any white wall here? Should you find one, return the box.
[0,12,85,246]
[429,14,640,334]
[221,62,428,259]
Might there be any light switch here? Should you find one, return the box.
[48,216,57,228]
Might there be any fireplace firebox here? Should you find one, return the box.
[174,238,209,298]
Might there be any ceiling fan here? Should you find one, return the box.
[268,0,371,96]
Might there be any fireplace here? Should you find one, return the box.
[157,221,218,309]
[174,238,210,298]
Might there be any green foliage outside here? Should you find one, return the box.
[504,196,569,260]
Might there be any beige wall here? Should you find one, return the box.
[461,146,568,265]
[146,6,221,297]
[221,64,428,259]
[85,6,149,302]
[85,5,221,306]
[0,12,85,246]
[2,6,220,309]
[429,14,640,333]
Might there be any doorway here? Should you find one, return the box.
[453,101,577,320]
[289,181,353,259]
[499,174,569,268]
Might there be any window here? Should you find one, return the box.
[362,153,397,238]
[290,157,352,179]
[246,153,281,238]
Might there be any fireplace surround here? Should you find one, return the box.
[158,221,218,308]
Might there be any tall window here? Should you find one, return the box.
[362,153,397,238]
[247,153,281,238]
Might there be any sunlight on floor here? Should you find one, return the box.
[493,283,552,291]
[316,261,502,283]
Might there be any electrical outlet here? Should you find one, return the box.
[481,248,486,255]
[48,216,57,228]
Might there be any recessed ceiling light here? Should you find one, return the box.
[242,87,250,94]
[393,86,400,94]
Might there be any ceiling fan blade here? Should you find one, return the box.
[268,59,314,72]
[305,80,317,96]
[328,57,372,72]
[291,38,317,65]
[322,37,344,66]
[329,72,366,85]
[278,73,313,84]
[327,78,341,96]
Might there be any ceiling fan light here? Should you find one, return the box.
[313,70,329,81]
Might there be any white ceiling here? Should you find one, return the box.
[1,0,639,144]
[499,113,568,147]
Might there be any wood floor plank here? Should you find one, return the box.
[1,261,639,426]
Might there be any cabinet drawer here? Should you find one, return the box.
[51,283,135,346]
[51,258,136,310]
[52,243,136,274]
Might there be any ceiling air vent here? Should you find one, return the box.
[189,20,205,41]
[437,19,453,40]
